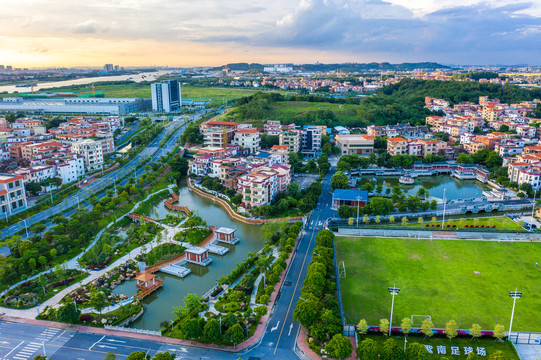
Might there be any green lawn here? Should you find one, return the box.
[359,334,519,360]
[335,236,541,331]
[21,83,281,102]
[399,216,523,231]
[224,100,359,126]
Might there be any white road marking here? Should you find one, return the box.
[106,339,126,343]
[288,323,294,336]
[97,345,117,349]
[88,335,105,351]
[271,321,280,332]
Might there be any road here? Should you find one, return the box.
[0,110,210,240]
[0,170,336,360]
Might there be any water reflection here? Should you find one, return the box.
[112,183,264,330]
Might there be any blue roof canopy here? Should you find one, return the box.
[332,189,368,202]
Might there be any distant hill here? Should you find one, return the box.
[211,62,449,72]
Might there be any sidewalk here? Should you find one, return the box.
[0,186,177,317]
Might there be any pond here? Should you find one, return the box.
[358,175,490,200]
[112,182,265,331]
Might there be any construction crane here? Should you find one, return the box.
[222,126,227,148]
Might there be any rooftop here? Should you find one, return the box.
[332,189,368,202]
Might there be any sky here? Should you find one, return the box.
[1,0,541,68]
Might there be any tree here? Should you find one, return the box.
[401,217,408,226]
[421,317,434,338]
[152,352,176,360]
[224,323,244,346]
[202,318,221,342]
[431,216,437,223]
[389,216,395,224]
[28,258,36,271]
[382,338,402,360]
[90,291,107,314]
[446,320,458,341]
[493,323,506,341]
[467,353,479,360]
[38,256,47,268]
[418,217,423,224]
[470,323,482,340]
[184,293,202,312]
[293,295,321,328]
[375,215,381,224]
[331,171,349,190]
[401,317,412,336]
[357,338,378,360]
[181,318,201,339]
[50,249,57,259]
[125,352,149,360]
[363,214,370,224]
[29,223,46,234]
[325,334,353,360]
[357,319,368,338]
[489,351,509,360]
[379,318,389,336]
[57,303,80,324]
[104,352,116,360]
[338,205,353,219]
[406,343,429,360]
[457,153,474,164]
[25,182,42,196]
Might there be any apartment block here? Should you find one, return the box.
[279,129,301,153]
[232,129,261,154]
[264,120,282,136]
[387,137,408,156]
[200,120,239,148]
[300,126,323,156]
[0,174,27,218]
[71,139,104,172]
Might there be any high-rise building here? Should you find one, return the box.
[104,64,114,72]
[151,80,182,113]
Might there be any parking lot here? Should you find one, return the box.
[293,173,320,190]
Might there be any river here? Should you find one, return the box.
[112,183,265,331]
[0,70,172,94]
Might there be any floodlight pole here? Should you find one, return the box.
[388,285,400,337]
[508,289,522,342]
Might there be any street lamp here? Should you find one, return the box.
[508,289,522,342]
[441,188,447,229]
[388,285,400,337]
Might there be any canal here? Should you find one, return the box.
[112,183,265,331]
[359,175,491,200]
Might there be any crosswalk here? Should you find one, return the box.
[10,328,60,360]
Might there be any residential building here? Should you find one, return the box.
[0,174,27,218]
[200,120,239,148]
[335,134,375,155]
[387,137,408,156]
[71,139,104,172]
[264,120,282,136]
[232,129,261,154]
[516,125,536,138]
[151,80,182,112]
[279,129,301,153]
[300,126,323,156]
